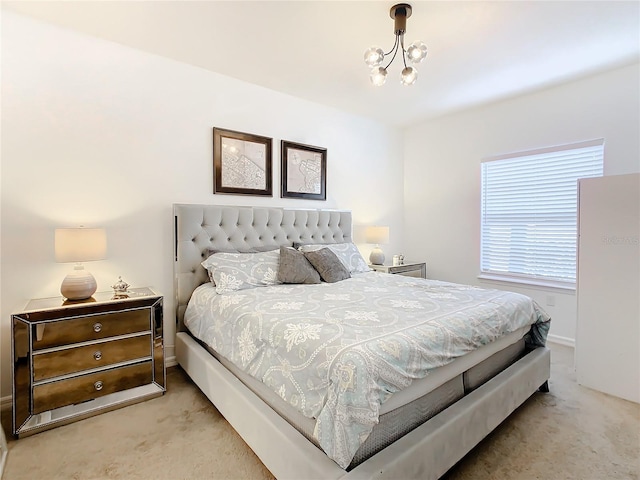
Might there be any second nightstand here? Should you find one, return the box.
[369,261,427,279]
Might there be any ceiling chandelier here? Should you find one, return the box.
[364,3,427,87]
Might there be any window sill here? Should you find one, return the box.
[478,273,576,293]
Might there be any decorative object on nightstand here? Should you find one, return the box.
[365,226,390,265]
[55,227,107,300]
[392,254,405,266]
[369,261,427,279]
[11,287,165,437]
[111,276,130,298]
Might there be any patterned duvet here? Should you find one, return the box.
[184,272,550,468]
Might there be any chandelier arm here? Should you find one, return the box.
[400,34,408,68]
[384,35,401,70]
[384,34,399,57]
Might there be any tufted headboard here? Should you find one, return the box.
[173,204,353,329]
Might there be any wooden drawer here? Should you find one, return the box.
[33,309,151,350]
[33,334,152,382]
[33,361,153,414]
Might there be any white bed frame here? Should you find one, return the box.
[173,204,550,480]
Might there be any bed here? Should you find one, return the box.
[173,204,551,480]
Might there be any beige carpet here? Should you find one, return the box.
[2,343,638,480]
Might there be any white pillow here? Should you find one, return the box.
[201,250,280,294]
[298,242,370,274]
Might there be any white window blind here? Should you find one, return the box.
[480,139,604,288]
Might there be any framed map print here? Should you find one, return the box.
[281,140,327,200]
[213,128,273,196]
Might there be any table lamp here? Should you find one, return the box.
[365,226,390,265]
[55,227,107,300]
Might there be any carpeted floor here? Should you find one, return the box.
[1,343,638,480]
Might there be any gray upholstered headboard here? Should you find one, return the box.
[173,204,353,328]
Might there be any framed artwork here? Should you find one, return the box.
[213,128,273,196]
[281,140,327,200]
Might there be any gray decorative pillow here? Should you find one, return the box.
[298,242,370,274]
[303,248,351,283]
[277,247,321,284]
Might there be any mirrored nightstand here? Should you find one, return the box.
[11,287,165,437]
[369,261,427,278]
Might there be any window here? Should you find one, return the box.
[480,139,604,289]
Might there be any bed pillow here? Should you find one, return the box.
[298,242,370,274]
[205,244,280,258]
[303,248,351,283]
[277,246,321,284]
[203,245,280,284]
[201,250,280,294]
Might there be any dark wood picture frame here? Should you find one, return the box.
[213,127,273,196]
[280,140,327,200]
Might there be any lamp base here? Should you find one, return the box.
[369,246,385,265]
[61,266,97,300]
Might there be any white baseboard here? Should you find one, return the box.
[547,334,575,348]
[165,344,177,367]
[166,355,177,367]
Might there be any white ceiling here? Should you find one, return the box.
[4,1,640,128]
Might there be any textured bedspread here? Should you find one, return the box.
[184,272,550,468]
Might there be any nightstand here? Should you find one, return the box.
[11,287,165,437]
[369,261,427,279]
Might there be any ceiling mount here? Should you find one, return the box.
[390,3,411,34]
[364,2,427,87]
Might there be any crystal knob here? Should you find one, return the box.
[93,322,102,333]
[93,351,102,361]
[94,381,103,391]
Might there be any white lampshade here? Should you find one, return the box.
[365,226,390,265]
[365,226,390,245]
[55,228,107,300]
[55,228,107,263]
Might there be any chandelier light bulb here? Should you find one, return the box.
[407,41,428,64]
[370,66,388,86]
[400,66,418,86]
[364,47,385,67]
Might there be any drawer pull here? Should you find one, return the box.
[93,323,102,333]
[94,381,103,391]
[93,351,102,361]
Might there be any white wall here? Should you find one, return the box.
[0,12,404,398]
[404,63,640,345]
